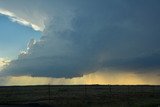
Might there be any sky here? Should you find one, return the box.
[0,15,41,59]
[0,0,160,85]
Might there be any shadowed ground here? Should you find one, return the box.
[0,85,160,107]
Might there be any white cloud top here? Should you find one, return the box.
[0,8,43,31]
[0,58,10,70]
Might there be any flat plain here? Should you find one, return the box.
[0,85,160,107]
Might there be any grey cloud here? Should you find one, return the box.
[104,51,160,71]
[1,0,160,78]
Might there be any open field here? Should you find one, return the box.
[0,85,160,107]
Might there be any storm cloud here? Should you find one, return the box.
[1,0,160,78]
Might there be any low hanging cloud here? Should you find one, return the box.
[1,0,160,78]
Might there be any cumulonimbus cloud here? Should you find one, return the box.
[0,8,43,31]
[0,0,160,78]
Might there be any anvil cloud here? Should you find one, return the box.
[0,8,43,31]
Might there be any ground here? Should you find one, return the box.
[0,85,160,107]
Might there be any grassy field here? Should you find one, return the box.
[0,85,160,107]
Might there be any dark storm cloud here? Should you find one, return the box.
[104,51,160,71]
[1,0,160,78]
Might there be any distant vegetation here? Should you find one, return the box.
[0,85,160,107]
